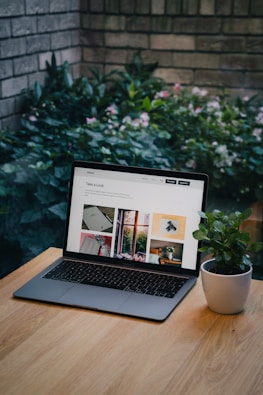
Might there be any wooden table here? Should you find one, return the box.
[1,248,263,395]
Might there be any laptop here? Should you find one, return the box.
[14,161,208,321]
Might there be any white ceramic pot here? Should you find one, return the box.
[201,259,252,314]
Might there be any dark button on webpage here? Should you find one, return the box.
[165,179,177,184]
[178,180,190,186]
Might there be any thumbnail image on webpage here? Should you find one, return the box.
[79,204,186,269]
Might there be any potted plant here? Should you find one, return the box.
[166,246,174,260]
[193,208,263,314]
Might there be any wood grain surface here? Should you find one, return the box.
[0,248,262,395]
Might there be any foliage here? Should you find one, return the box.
[21,53,119,129]
[19,51,263,202]
[193,209,263,275]
[1,51,263,276]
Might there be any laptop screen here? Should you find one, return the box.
[64,161,208,274]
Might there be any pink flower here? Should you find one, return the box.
[140,112,149,121]
[140,112,150,126]
[132,119,140,127]
[156,90,170,98]
[86,117,97,124]
[106,105,118,115]
[174,83,182,92]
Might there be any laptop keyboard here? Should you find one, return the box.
[43,260,188,298]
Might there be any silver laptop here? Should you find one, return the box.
[14,161,208,321]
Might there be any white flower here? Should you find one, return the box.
[29,115,38,122]
[252,128,262,141]
[192,87,207,97]
[207,100,221,110]
[122,116,132,124]
[256,112,263,125]
[215,144,228,155]
[185,159,196,169]
[214,145,237,168]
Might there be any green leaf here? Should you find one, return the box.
[252,146,263,155]
[64,70,73,88]
[2,163,19,174]
[198,246,209,252]
[214,220,224,232]
[34,184,57,205]
[223,251,232,261]
[128,82,137,99]
[34,81,42,102]
[54,166,70,180]
[142,96,151,111]
[98,84,106,98]
[21,209,43,224]
[198,211,207,219]
[250,241,263,253]
[192,229,209,241]
[21,119,40,132]
[0,185,8,197]
[48,202,67,220]
[239,207,252,221]
[43,117,63,127]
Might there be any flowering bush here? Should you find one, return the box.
[166,86,263,202]
[19,53,263,203]
[79,77,263,202]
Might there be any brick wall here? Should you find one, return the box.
[1,0,263,130]
[0,0,81,130]
[80,0,263,97]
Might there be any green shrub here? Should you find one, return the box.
[19,52,263,203]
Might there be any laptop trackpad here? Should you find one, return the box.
[59,284,130,311]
